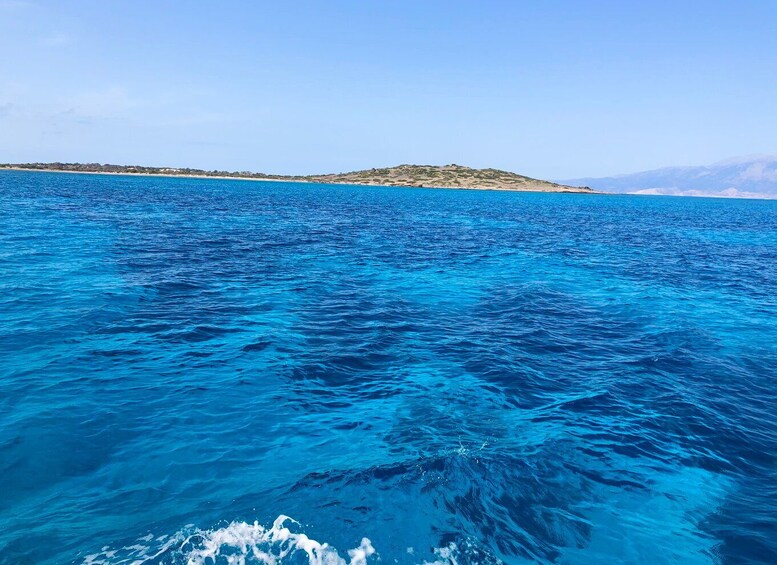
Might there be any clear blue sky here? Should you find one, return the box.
[1,0,776,178]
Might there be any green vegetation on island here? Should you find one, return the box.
[0,162,593,193]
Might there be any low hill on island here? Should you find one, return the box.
[296,164,591,192]
[1,162,592,193]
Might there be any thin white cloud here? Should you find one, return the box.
[71,86,135,119]
[0,0,35,9]
[40,32,72,47]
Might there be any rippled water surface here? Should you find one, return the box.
[1,171,776,564]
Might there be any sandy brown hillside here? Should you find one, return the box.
[296,164,592,192]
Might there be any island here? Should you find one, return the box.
[0,162,593,193]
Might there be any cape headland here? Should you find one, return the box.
[0,162,593,193]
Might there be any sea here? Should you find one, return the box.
[0,170,775,564]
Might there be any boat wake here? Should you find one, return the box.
[83,515,376,565]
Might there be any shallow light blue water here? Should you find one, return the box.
[0,170,775,564]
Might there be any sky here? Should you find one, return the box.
[1,0,776,179]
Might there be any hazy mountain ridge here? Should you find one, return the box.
[561,155,777,199]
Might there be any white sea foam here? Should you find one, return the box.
[422,542,459,565]
[82,515,376,565]
[80,516,486,565]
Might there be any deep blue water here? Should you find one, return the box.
[1,170,776,565]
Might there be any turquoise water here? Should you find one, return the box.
[0,170,775,564]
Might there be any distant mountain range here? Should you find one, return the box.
[560,154,777,199]
[0,162,592,193]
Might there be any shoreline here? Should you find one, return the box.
[0,167,597,194]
